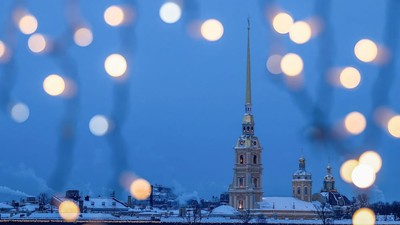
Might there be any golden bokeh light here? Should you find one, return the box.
[266,54,282,74]
[359,151,382,173]
[58,200,80,222]
[104,6,125,26]
[340,159,358,183]
[353,208,376,225]
[352,164,376,189]
[344,111,366,135]
[10,102,30,123]
[280,53,303,76]
[89,115,110,136]
[289,21,312,44]
[104,54,127,77]
[28,33,47,53]
[43,74,66,96]
[0,41,6,59]
[159,2,182,24]
[201,19,224,42]
[387,115,400,138]
[354,39,378,63]
[339,67,361,89]
[18,14,38,35]
[272,13,293,34]
[74,27,93,47]
[130,178,151,200]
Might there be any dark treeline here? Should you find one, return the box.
[370,201,400,218]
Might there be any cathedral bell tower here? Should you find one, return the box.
[292,156,312,202]
[322,163,336,192]
[228,20,263,210]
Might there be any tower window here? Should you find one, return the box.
[251,126,254,131]
[253,155,257,164]
[238,200,243,209]
[304,187,308,195]
[247,126,250,131]
[297,187,301,195]
[253,178,258,188]
[239,155,244,164]
[239,177,244,187]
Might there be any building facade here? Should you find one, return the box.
[228,21,263,210]
[292,156,312,202]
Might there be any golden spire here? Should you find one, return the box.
[245,18,252,113]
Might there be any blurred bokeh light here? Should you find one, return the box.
[266,54,282,74]
[74,27,93,47]
[272,13,293,34]
[104,54,127,77]
[18,14,38,35]
[104,6,125,27]
[387,115,400,138]
[354,39,378,63]
[352,208,376,225]
[130,178,151,200]
[201,19,224,42]
[10,102,30,123]
[289,21,312,44]
[359,151,382,173]
[352,164,376,188]
[89,115,110,136]
[340,159,358,183]
[43,74,66,96]
[339,67,361,89]
[280,53,303,76]
[58,200,80,222]
[159,2,181,24]
[28,33,47,53]
[344,111,366,135]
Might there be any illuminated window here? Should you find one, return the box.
[253,155,257,164]
[239,177,244,187]
[240,155,244,164]
[238,200,243,209]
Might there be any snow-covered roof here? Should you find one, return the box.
[211,205,239,216]
[259,197,317,212]
[83,197,127,210]
[0,202,13,209]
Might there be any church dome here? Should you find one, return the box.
[211,205,239,216]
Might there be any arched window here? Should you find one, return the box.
[247,126,250,131]
[238,200,243,209]
[304,187,308,195]
[297,187,301,195]
[253,178,258,188]
[239,155,244,164]
[253,155,257,164]
[239,178,244,187]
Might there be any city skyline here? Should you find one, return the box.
[0,0,399,205]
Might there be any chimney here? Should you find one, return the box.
[78,200,83,213]
[150,185,154,208]
[127,196,132,208]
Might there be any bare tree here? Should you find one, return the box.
[315,202,333,225]
[182,206,202,225]
[38,193,49,212]
[238,209,253,224]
